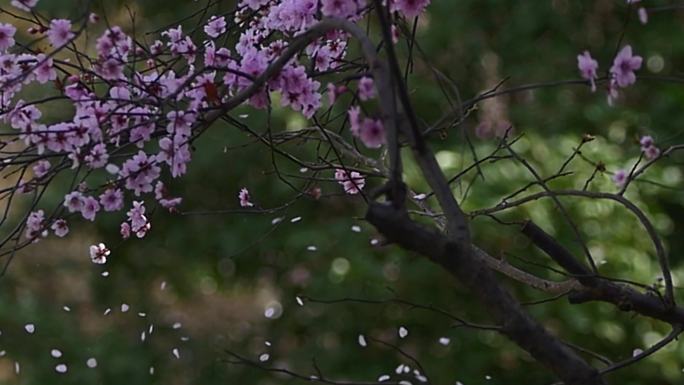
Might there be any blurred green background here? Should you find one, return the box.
[1,0,684,384]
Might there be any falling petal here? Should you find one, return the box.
[24,324,35,334]
[86,358,97,368]
[295,296,304,306]
[378,375,390,382]
[358,334,367,347]
[172,348,180,359]
[439,337,450,346]
[259,353,270,362]
[104,308,112,315]
[55,364,68,373]
[264,307,275,318]
[173,322,182,329]
[120,304,130,312]
[351,225,361,233]
[290,216,302,223]
[50,349,62,358]
[399,326,408,339]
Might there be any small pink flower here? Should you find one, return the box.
[89,243,110,264]
[348,106,361,136]
[120,222,131,239]
[392,0,431,18]
[47,19,75,47]
[10,0,38,11]
[239,188,254,208]
[610,45,643,88]
[613,169,627,187]
[99,188,124,212]
[577,51,599,92]
[204,16,227,39]
[64,191,85,213]
[638,7,648,24]
[81,196,101,221]
[32,160,50,179]
[335,169,365,195]
[643,145,660,160]
[359,118,385,148]
[639,135,654,149]
[25,210,46,239]
[358,77,375,101]
[51,219,69,237]
[0,23,17,52]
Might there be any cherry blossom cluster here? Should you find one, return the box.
[0,0,431,262]
[577,45,643,105]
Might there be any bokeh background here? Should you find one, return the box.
[1,0,684,384]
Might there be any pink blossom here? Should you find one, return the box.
[204,16,227,38]
[47,19,75,47]
[335,169,365,195]
[320,0,360,19]
[640,135,660,160]
[613,169,627,187]
[120,151,161,195]
[239,188,254,208]
[348,106,361,136]
[99,188,124,212]
[391,0,431,19]
[85,143,109,169]
[25,210,46,239]
[127,201,148,231]
[0,23,17,52]
[241,0,270,10]
[643,145,660,160]
[64,191,85,213]
[89,243,110,264]
[120,222,131,239]
[32,160,50,178]
[359,118,385,148]
[358,77,375,101]
[577,51,599,92]
[11,0,39,11]
[638,7,648,24]
[51,219,69,237]
[34,54,57,83]
[610,45,642,88]
[639,135,654,149]
[81,196,101,221]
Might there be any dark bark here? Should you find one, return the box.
[366,202,605,385]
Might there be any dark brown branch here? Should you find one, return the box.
[366,202,604,385]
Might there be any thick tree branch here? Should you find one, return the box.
[366,202,604,385]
